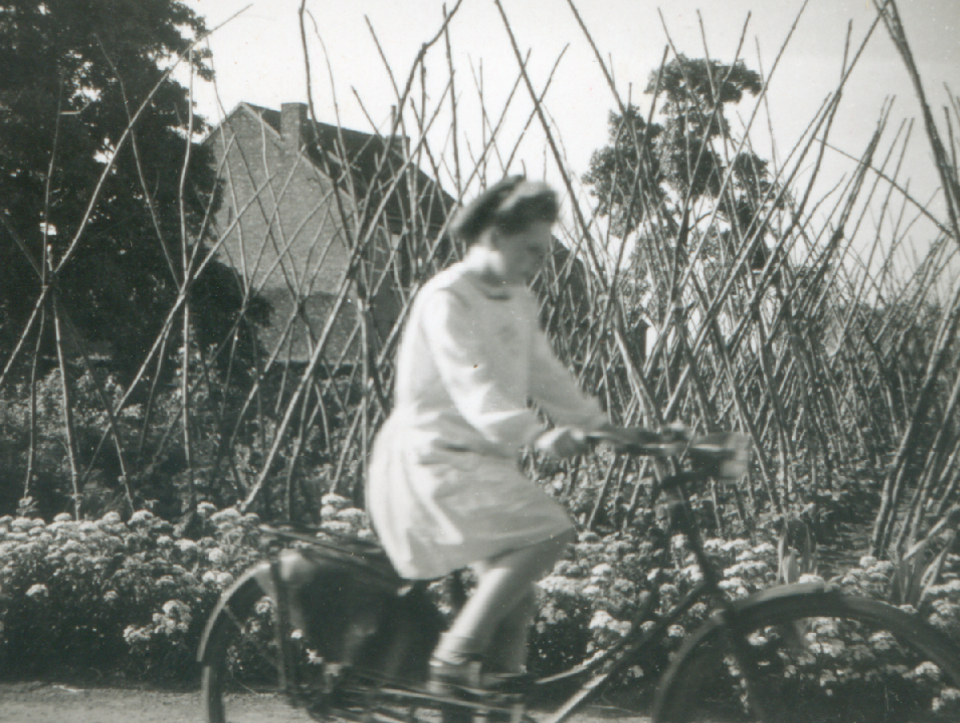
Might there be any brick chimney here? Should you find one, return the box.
[280,102,308,162]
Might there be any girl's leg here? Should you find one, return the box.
[431,530,573,679]
[483,586,537,674]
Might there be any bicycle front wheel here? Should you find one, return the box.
[653,582,960,723]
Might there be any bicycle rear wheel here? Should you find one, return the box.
[200,559,452,723]
[653,583,960,723]
[200,568,326,722]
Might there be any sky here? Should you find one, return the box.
[181,0,960,279]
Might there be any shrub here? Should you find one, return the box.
[0,495,376,681]
[530,527,778,689]
[0,507,264,680]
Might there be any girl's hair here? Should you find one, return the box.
[450,176,559,245]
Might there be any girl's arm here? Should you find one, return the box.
[528,314,606,430]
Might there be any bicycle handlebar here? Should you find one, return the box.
[583,426,686,456]
[586,428,752,482]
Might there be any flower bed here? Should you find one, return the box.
[1,501,958,720]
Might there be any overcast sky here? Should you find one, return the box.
[183,0,960,275]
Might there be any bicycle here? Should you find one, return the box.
[198,431,960,722]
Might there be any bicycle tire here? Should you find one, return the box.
[200,566,312,723]
[652,582,960,723]
[199,560,447,723]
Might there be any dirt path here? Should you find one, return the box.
[0,683,650,723]
[0,682,310,723]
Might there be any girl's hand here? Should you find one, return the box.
[585,422,691,455]
[659,423,692,456]
[534,426,590,458]
[589,422,645,448]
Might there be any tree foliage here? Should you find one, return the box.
[584,55,771,245]
[0,0,237,381]
[583,55,779,331]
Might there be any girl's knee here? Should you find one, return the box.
[523,530,574,578]
[539,528,575,560]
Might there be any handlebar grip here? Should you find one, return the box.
[687,432,751,479]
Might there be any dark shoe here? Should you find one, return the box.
[481,670,533,696]
[428,656,484,697]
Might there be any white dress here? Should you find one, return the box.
[367,262,605,580]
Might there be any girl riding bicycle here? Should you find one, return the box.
[367,176,638,695]
[200,180,960,723]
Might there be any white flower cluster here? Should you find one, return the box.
[2,505,270,675]
[318,494,374,540]
[588,609,630,636]
[123,599,192,645]
[26,583,48,599]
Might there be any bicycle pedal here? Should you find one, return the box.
[426,682,521,709]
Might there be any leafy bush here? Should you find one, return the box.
[0,369,136,518]
[531,526,778,686]
[0,495,375,681]
[0,506,263,680]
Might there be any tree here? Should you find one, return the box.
[0,0,239,382]
[584,55,777,328]
[651,55,763,202]
[585,56,773,260]
[582,104,664,239]
[0,1,265,519]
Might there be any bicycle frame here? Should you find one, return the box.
[540,433,808,723]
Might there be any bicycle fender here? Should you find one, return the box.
[668,582,836,662]
[197,561,271,664]
[730,580,833,611]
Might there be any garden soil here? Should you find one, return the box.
[0,682,652,723]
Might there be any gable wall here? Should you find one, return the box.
[206,107,368,363]
[205,104,454,365]
[207,108,356,296]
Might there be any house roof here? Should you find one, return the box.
[213,102,455,238]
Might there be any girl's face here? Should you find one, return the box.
[491,221,552,284]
